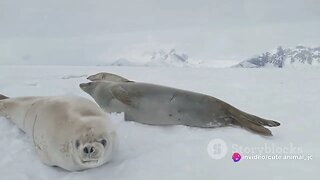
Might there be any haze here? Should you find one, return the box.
[0,0,319,65]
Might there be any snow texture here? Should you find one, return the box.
[0,66,318,180]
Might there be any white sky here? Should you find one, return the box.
[0,0,319,65]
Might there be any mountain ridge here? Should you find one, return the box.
[234,46,320,68]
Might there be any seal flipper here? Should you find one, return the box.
[110,86,132,106]
[244,113,280,127]
[231,116,273,136]
[225,103,280,136]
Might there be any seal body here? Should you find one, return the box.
[80,79,280,136]
[0,95,117,171]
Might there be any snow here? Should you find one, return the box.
[0,65,318,179]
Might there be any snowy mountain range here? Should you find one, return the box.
[107,49,191,67]
[105,46,320,68]
[146,49,189,67]
[234,46,320,68]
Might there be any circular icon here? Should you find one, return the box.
[207,138,228,159]
[232,152,241,162]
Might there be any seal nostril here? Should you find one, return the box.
[83,146,89,154]
[90,147,95,153]
[84,146,95,154]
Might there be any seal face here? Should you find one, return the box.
[0,95,117,171]
[70,121,115,169]
[81,73,280,136]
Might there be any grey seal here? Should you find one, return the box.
[80,73,280,136]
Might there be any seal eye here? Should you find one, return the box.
[75,140,80,148]
[100,139,107,147]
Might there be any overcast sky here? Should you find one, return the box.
[0,0,319,65]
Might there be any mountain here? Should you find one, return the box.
[234,46,320,68]
[110,58,140,66]
[108,49,191,67]
[146,49,190,67]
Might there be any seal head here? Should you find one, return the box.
[70,118,117,170]
[80,81,125,113]
[80,82,98,95]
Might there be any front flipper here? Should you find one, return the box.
[110,86,132,106]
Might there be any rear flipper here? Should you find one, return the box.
[226,104,280,136]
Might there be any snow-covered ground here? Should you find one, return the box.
[0,66,318,180]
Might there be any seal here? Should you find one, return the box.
[87,72,131,82]
[80,73,280,136]
[0,94,117,171]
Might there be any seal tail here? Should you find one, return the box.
[0,94,9,100]
[225,104,280,136]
